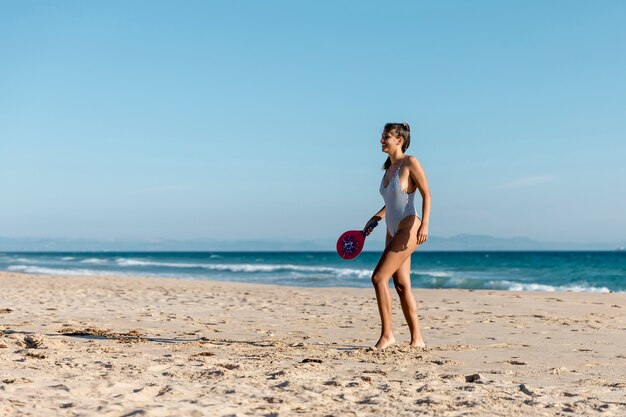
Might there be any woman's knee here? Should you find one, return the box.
[394,279,407,295]
[371,272,389,286]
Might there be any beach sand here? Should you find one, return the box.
[0,271,625,416]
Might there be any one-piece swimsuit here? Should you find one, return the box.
[379,158,420,237]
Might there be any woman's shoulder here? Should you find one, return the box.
[404,155,425,169]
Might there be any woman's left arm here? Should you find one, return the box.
[408,156,431,245]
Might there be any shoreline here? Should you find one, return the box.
[1,271,625,416]
[1,268,621,294]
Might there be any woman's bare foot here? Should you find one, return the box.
[372,334,396,350]
[409,339,425,348]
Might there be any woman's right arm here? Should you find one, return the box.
[363,206,385,235]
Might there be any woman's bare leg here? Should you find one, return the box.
[392,255,425,347]
[371,216,420,350]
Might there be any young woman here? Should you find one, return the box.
[363,122,431,350]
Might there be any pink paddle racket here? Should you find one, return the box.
[336,221,378,260]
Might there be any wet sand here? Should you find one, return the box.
[1,271,625,416]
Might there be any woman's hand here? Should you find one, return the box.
[363,219,378,236]
[417,224,429,245]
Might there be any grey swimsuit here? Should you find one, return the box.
[379,158,420,237]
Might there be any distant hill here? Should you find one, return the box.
[1,235,624,251]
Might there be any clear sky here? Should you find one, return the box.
[1,1,625,244]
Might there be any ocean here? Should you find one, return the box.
[1,251,624,293]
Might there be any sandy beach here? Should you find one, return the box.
[0,271,625,416]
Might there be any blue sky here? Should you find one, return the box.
[1,1,625,244]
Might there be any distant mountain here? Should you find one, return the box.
[0,236,330,251]
[0,235,624,251]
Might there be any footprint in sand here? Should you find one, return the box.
[267,370,286,380]
[218,363,240,370]
[49,383,71,392]
[24,334,45,349]
[2,377,33,384]
[431,359,463,365]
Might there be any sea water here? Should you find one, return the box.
[1,251,624,293]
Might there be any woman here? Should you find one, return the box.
[363,122,431,350]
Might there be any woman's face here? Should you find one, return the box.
[380,130,402,154]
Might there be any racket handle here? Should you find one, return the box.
[363,221,378,236]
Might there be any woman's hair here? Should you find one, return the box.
[383,122,411,170]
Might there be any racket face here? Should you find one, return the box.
[336,230,366,260]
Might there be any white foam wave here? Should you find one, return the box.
[16,258,37,263]
[5,263,619,293]
[335,268,372,279]
[61,257,75,261]
[80,258,108,265]
[8,265,120,277]
[413,270,453,278]
[116,259,191,268]
[488,280,612,293]
[114,258,373,278]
